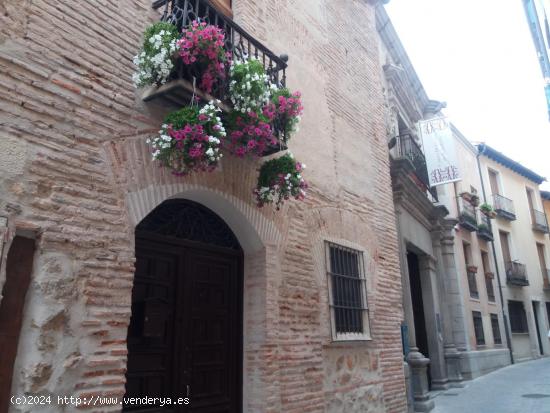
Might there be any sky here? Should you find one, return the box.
[385,0,550,191]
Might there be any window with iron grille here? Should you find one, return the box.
[490,314,502,345]
[508,300,529,333]
[326,242,370,340]
[472,311,485,346]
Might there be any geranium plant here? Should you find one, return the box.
[177,20,229,93]
[229,58,276,113]
[225,110,277,157]
[133,22,180,88]
[147,101,225,175]
[254,153,308,209]
[268,88,304,139]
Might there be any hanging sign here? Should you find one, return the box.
[418,117,461,187]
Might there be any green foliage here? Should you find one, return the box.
[257,153,298,188]
[480,203,494,213]
[164,106,200,130]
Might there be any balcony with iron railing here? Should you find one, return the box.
[493,194,516,221]
[393,134,438,201]
[531,209,550,233]
[477,212,494,241]
[506,261,529,286]
[458,197,477,232]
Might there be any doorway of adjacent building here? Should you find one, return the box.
[0,236,36,413]
[407,250,431,387]
[124,199,243,413]
[532,301,543,356]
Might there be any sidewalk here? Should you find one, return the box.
[432,357,550,413]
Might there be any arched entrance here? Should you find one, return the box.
[124,199,243,412]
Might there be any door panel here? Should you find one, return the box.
[187,251,239,413]
[125,246,179,411]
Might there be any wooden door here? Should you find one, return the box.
[499,231,511,264]
[186,248,240,413]
[125,242,180,411]
[125,234,242,413]
[0,237,35,412]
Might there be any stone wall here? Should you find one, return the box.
[0,0,406,412]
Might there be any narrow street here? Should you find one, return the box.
[432,358,550,413]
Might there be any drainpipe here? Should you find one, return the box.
[476,144,514,365]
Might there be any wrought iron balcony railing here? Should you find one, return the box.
[394,134,438,201]
[477,212,493,241]
[493,194,516,221]
[458,198,477,232]
[148,0,288,106]
[532,209,549,233]
[506,261,529,286]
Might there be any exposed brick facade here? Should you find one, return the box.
[0,0,406,412]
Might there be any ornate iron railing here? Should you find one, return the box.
[532,209,549,233]
[493,194,516,221]
[152,0,287,101]
[394,134,438,201]
[506,261,529,286]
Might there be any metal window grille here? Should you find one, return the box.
[326,242,370,339]
[472,311,485,346]
[508,301,529,333]
[490,314,502,345]
[485,276,495,302]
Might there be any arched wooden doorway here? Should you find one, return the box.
[124,199,243,412]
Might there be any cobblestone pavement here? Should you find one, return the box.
[432,357,550,413]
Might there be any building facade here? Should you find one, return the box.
[437,133,511,379]
[0,1,409,412]
[477,144,550,362]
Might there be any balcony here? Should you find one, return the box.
[506,261,529,286]
[394,134,438,201]
[147,0,287,110]
[477,213,494,241]
[493,194,516,221]
[458,198,478,232]
[531,209,550,233]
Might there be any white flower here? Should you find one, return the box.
[206,148,214,156]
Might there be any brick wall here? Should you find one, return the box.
[0,0,406,411]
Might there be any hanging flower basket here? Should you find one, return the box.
[147,101,226,175]
[132,22,180,88]
[267,87,304,140]
[254,153,308,209]
[480,203,497,219]
[225,109,279,157]
[229,58,275,113]
[485,271,495,279]
[176,20,230,94]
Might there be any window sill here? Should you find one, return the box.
[332,333,372,342]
